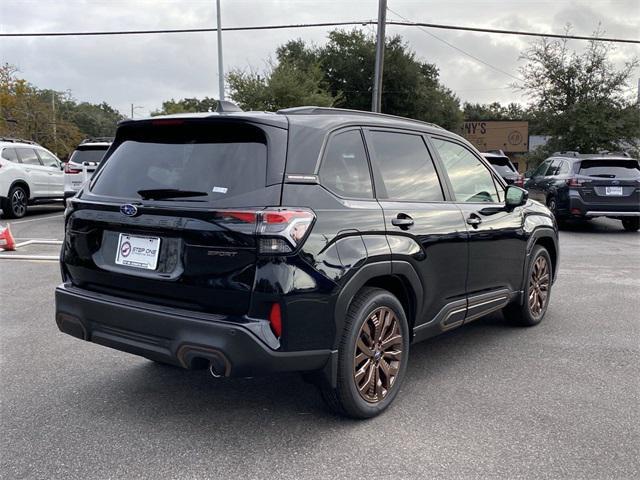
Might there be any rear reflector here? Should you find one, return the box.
[269,303,282,338]
[571,208,582,215]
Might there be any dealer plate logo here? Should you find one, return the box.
[120,241,132,257]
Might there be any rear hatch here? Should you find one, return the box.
[65,145,111,188]
[573,158,640,206]
[486,156,520,184]
[63,117,288,315]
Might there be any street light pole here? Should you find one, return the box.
[371,0,387,112]
[216,0,225,101]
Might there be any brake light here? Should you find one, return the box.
[566,178,583,188]
[212,208,315,254]
[268,303,282,338]
[64,163,82,174]
[514,175,524,187]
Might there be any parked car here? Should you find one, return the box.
[0,137,64,218]
[524,152,640,231]
[64,137,113,199]
[55,105,559,418]
[482,152,524,187]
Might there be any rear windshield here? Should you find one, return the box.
[486,156,516,175]
[70,146,110,164]
[578,160,640,179]
[90,122,267,204]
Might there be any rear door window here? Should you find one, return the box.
[320,129,373,199]
[432,138,500,203]
[16,148,43,165]
[90,123,268,205]
[578,160,640,179]
[1,148,19,162]
[368,131,444,202]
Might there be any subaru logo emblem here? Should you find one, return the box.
[120,204,138,217]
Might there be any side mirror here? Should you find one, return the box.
[60,162,66,171]
[505,185,528,209]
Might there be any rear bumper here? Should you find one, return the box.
[568,192,640,217]
[55,283,331,377]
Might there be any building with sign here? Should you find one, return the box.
[462,121,529,153]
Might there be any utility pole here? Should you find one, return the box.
[371,0,387,112]
[216,0,225,101]
[51,91,57,154]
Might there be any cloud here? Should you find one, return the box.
[0,0,638,116]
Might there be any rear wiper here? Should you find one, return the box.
[137,188,208,200]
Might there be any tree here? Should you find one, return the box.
[0,64,124,157]
[229,29,463,130]
[518,31,639,154]
[463,102,528,121]
[151,97,218,116]
[228,60,337,111]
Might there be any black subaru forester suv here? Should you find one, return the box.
[56,106,559,418]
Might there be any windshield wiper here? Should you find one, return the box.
[137,188,208,200]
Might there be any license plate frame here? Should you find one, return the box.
[115,233,161,270]
[605,186,623,196]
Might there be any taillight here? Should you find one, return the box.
[566,178,583,188]
[64,163,82,174]
[268,303,282,338]
[515,175,524,187]
[212,208,315,254]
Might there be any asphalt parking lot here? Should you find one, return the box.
[1,208,638,480]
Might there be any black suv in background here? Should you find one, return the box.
[525,152,640,231]
[55,106,559,418]
[482,151,524,187]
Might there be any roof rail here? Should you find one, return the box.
[277,106,445,130]
[552,151,580,157]
[597,150,630,157]
[0,137,39,146]
[80,137,114,144]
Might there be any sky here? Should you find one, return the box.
[1,0,639,117]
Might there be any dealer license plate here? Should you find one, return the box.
[115,234,160,270]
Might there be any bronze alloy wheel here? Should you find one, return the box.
[353,307,404,403]
[528,255,550,318]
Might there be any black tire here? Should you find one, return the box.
[320,287,410,419]
[1,185,28,219]
[622,217,639,232]
[503,245,552,327]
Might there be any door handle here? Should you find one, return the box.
[466,215,482,227]
[391,214,414,229]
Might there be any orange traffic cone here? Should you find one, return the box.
[0,224,16,251]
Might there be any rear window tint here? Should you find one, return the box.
[1,148,18,162]
[320,130,373,199]
[70,146,109,164]
[487,158,516,175]
[90,123,268,205]
[578,160,640,179]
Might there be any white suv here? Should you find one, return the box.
[0,138,64,218]
[64,138,112,199]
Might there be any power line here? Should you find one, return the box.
[1,20,639,44]
[387,7,522,82]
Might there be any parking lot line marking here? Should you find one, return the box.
[0,254,59,261]
[5,213,63,225]
[14,239,63,248]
